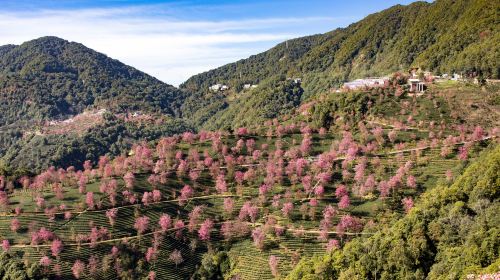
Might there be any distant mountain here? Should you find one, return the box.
[181,0,499,129]
[0,36,187,127]
[0,37,190,173]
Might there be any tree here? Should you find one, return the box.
[252,227,265,250]
[282,202,294,218]
[338,195,350,209]
[123,172,135,189]
[198,219,214,241]
[179,185,194,205]
[10,219,20,233]
[169,249,183,267]
[401,197,414,213]
[215,174,227,193]
[72,260,85,279]
[406,175,417,189]
[159,214,172,232]
[85,192,95,210]
[326,239,339,252]
[40,256,51,267]
[269,255,279,277]
[336,215,363,236]
[134,216,150,235]
[1,240,10,252]
[335,185,348,198]
[51,239,63,257]
[105,208,118,227]
[223,197,235,216]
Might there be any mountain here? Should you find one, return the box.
[0,37,191,173]
[180,0,499,129]
[0,36,186,127]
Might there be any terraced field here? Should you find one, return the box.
[0,120,495,279]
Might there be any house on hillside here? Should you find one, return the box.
[408,78,426,92]
[209,84,229,92]
[407,67,430,93]
[243,84,258,90]
[342,77,389,91]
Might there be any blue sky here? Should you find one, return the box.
[0,0,418,85]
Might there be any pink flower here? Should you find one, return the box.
[338,195,350,209]
[72,260,85,279]
[198,219,214,241]
[51,239,63,257]
[269,255,279,277]
[2,239,10,251]
[40,256,52,267]
[134,216,150,234]
[159,214,172,232]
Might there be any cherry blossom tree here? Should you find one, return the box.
[281,202,294,219]
[51,239,63,257]
[326,239,340,252]
[402,197,414,213]
[174,219,185,239]
[1,240,10,251]
[269,255,279,277]
[406,175,417,189]
[198,219,214,241]
[169,249,184,267]
[85,192,95,210]
[123,172,135,189]
[40,256,51,267]
[106,208,118,227]
[251,227,265,250]
[10,218,20,233]
[223,197,235,216]
[72,260,85,279]
[179,185,194,205]
[338,195,350,209]
[336,215,363,236]
[215,174,228,194]
[146,247,158,263]
[134,216,150,235]
[239,202,259,223]
[335,185,348,199]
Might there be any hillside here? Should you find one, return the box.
[288,144,500,279]
[180,0,499,129]
[0,37,191,173]
[0,71,497,278]
[0,36,187,125]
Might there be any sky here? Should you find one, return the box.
[0,0,417,86]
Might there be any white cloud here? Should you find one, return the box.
[0,5,342,86]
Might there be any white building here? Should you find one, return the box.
[209,84,229,92]
[343,77,388,90]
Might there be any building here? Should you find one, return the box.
[209,84,229,92]
[343,77,389,90]
[243,84,258,90]
[408,78,426,92]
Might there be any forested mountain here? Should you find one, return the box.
[181,0,499,129]
[0,37,190,173]
[0,36,186,126]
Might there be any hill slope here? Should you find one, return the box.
[0,36,186,126]
[0,37,191,173]
[180,0,499,129]
[288,145,500,279]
